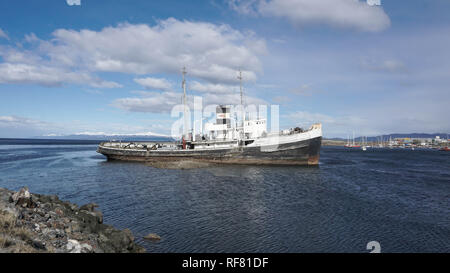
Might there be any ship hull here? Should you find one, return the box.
[97,136,322,166]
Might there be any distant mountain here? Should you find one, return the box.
[36,132,175,142]
[326,133,449,142]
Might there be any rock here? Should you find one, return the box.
[123,229,134,242]
[31,239,46,250]
[54,229,65,238]
[102,228,135,251]
[79,210,103,225]
[10,187,30,202]
[143,233,161,241]
[69,222,81,233]
[80,243,93,253]
[1,207,19,218]
[66,239,93,253]
[79,203,103,224]
[41,228,52,236]
[70,232,84,241]
[92,210,103,224]
[34,208,46,217]
[80,203,98,212]
[10,187,37,208]
[54,208,64,216]
[66,239,82,253]
[51,221,65,230]
[68,204,78,211]
[1,187,146,253]
[98,233,109,244]
[87,210,103,224]
[64,226,72,234]
[52,240,66,249]
[33,223,40,232]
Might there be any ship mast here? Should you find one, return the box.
[182,67,188,139]
[238,69,245,142]
[352,131,355,146]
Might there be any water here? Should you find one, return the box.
[0,139,449,253]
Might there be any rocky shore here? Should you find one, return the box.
[0,187,146,253]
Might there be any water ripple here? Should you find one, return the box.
[0,143,448,252]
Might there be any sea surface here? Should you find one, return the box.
[0,139,449,253]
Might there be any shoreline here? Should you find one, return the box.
[0,187,146,253]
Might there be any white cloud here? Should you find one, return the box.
[66,0,81,6]
[0,47,43,64]
[42,18,264,84]
[73,131,170,137]
[203,92,266,106]
[0,115,42,126]
[189,81,237,93]
[366,0,381,6]
[0,41,122,88]
[0,63,121,88]
[112,88,267,113]
[112,91,182,113]
[134,77,172,91]
[0,19,264,89]
[229,0,390,32]
[228,0,260,15]
[0,28,9,40]
[0,115,61,138]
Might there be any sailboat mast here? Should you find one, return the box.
[182,67,188,139]
[238,70,245,141]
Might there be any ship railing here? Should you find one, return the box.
[264,128,309,137]
[100,141,179,150]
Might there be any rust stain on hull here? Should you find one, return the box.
[307,154,320,165]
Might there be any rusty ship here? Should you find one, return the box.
[97,69,322,166]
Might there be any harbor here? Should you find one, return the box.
[324,134,449,151]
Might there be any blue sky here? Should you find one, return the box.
[0,0,449,138]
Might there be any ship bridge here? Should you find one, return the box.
[204,105,267,142]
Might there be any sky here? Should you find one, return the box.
[0,0,449,138]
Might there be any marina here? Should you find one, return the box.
[338,134,449,151]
